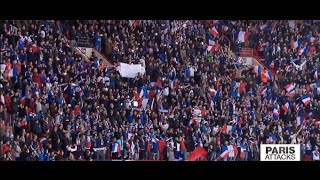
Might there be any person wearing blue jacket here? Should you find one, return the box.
[94,32,102,52]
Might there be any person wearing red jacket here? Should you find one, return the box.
[180,136,187,160]
[2,140,11,155]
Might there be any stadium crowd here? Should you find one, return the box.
[0,20,320,161]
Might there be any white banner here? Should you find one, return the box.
[260,144,300,161]
[118,62,145,78]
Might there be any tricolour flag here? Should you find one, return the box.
[269,61,274,69]
[141,98,154,109]
[273,108,279,121]
[259,24,268,31]
[220,150,230,159]
[252,65,262,74]
[112,143,121,153]
[222,124,234,134]
[295,103,301,112]
[287,90,296,97]
[282,102,290,113]
[209,39,215,46]
[301,95,311,106]
[39,137,47,145]
[210,27,219,37]
[285,65,292,72]
[297,47,306,56]
[291,40,300,50]
[284,84,295,92]
[222,25,229,32]
[296,115,304,126]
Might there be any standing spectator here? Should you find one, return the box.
[94,32,102,52]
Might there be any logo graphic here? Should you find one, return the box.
[260,144,300,161]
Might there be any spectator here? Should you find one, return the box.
[1,20,320,161]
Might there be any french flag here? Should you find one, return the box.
[285,65,292,72]
[296,115,304,126]
[297,47,306,56]
[259,87,267,96]
[141,98,154,109]
[287,90,296,97]
[263,70,272,80]
[291,40,300,50]
[259,24,268,31]
[295,103,301,112]
[302,95,311,106]
[222,125,233,134]
[208,37,215,46]
[258,41,266,51]
[207,43,221,54]
[170,79,178,89]
[39,137,47,145]
[220,150,230,159]
[273,108,279,121]
[222,25,229,32]
[285,84,295,92]
[282,102,290,113]
[252,65,262,74]
[112,143,121,153]
[210,27,219,37]
[269,61,274,69]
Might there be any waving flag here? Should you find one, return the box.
[295,103,301,112]
[188,147,208,161]
[265,70,272,80]
[259,24,268,31]
[291,40,300,50]
[141,98,154,109]
[39,137,47,145]
[296,115,304,126]
[269,61,274,69]
[302,95,311,106]
[210,27,219,37]
[112,143,121,153]
[282,102,290,113]
[222,24,229,32]
[297,47,306,56]
[220,149,230,159]
[315,70,318,79]
[259,87,267,96]
[222,125,234,134]
[258,41,266,51]
[273,108,279,121]
[287,90,296,97]
[261,70,272,82]
[285,65,292,72]
[285,84,295,92]
[252,65,262,74]
[209,39,215,46]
